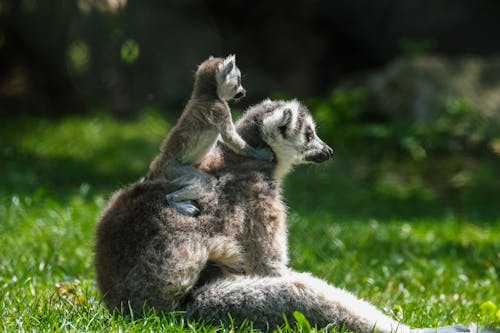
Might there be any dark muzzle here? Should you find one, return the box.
[306,144,333,163]
[233,88,246,101]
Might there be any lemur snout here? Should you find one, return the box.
[315,145,334,163]
[234,88,246,100]
[305,142,333,163]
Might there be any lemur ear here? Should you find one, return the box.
[224,54,236,65]
[263,104,298,137]
[218,54,235,79]
[280,108,292,127]
[277,108,295,137]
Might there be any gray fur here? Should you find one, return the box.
[95,100,467,333]
[145,55,272,216]
[219,57,234,79]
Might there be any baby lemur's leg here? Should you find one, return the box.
[163,160,216,216]
[217,117,274,162]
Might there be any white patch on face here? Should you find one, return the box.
[271,144,299,180]
[261,101,303,179]
[284,99,300,137]
[216,55,243,101]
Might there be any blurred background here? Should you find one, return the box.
[1,0,500,219]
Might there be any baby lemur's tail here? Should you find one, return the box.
[184,271,413,333]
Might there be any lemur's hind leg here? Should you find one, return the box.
[163,160,216,216]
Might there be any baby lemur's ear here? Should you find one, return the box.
[217,55,236,80]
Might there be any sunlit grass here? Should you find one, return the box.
[288,212,499,328]
[1,112,498,332]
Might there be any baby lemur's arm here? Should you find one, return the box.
[210,103,274,162]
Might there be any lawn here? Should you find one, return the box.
[1,111,498,332]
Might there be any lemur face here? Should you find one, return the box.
[262,100,333,169]
[216,55,246,102]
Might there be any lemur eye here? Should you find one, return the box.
[278,125,287,137]
[305,129,313,141]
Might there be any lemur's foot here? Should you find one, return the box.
[166,195,200,216]
[171,200,200,216]
[419,324,470,333]
[254,147,274,162]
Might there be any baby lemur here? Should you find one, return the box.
[146,55,274,216]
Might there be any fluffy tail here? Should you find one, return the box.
[184,271,413,333]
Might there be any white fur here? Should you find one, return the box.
[271,142,300,179]
[261,98,273,105]
[262,102,299,140]
[216,55,243,101]
[285,99,300,137]
[207,237,244,271]
[261,101,326,179]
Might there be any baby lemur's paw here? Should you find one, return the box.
[167,199,200,217]
[253,147,275,162]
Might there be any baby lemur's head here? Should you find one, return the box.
[194,55,245,102]
[215,55,246,101]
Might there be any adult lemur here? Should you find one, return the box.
[96,100,468,333]
[146,55,273,216]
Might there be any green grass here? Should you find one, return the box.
[1,112,499,332]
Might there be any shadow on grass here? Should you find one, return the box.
[1,141,151,200]
[289,216,499,290]
[284,159,500,223]
[0,115,158,202]
[2,114,499,222]
[3,144,500,223]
